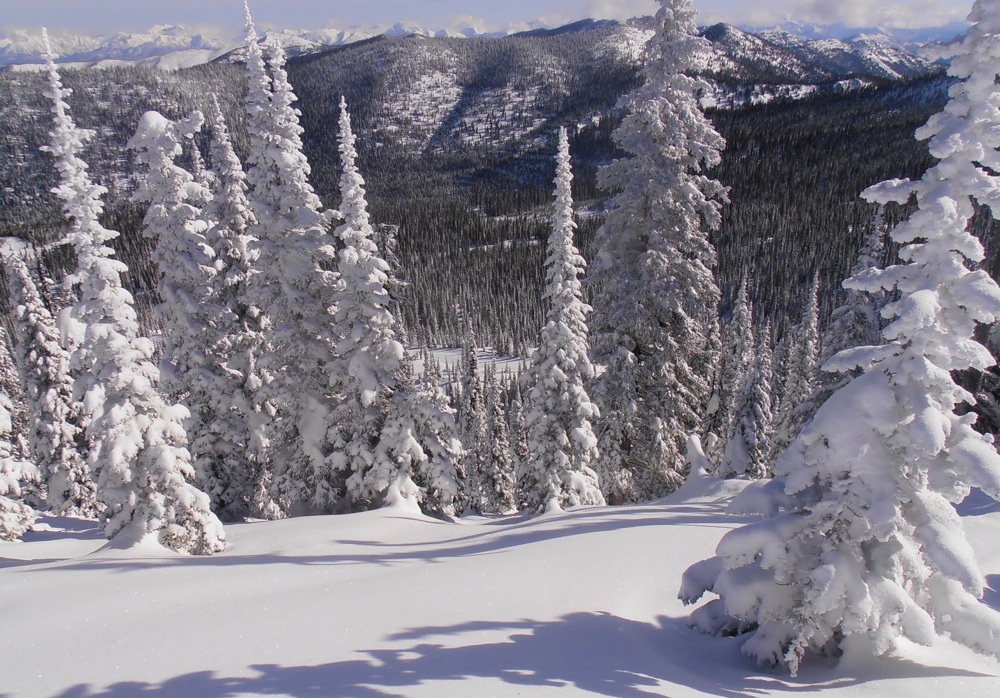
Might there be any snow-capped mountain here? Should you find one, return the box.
[762,30,937,81]
[0,28,104,65]
[0,22,536,71]
[699,23,940,83]
[5,17,960,74]
[0,24,239,71]
[744,19,969,44]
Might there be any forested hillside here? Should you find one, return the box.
[0,19,963,348]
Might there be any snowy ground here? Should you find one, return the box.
[2,478,999,697]
[413,347,525,380]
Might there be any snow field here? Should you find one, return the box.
[2,481,998,697]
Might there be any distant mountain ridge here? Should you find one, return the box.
[0,17,963,72]
[699,22,941,86]
[741,19,969,44]
[0,21,538,70]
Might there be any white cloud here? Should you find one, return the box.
[581,0,658,22]
[579,0,970,30]
[704,0,969,29]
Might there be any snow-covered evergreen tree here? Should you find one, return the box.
[719,322,773,479]
[41,33,225,554]
[241,4,340,513]
[588,0,727,501]
[129,109,266,522]
[377,354,465,516]
[462,368,490,512]
[520,127,603,513]
[681,0,1000,670]
[508,378,529,491]
[128,109,219,404]
[457,337,480,437]
[7,255,96,516]
[806,211,889,419]
[200,95,274,520]
[327,97,407,509]
[769,274,820,463]
[473,366,516,514]
[0,328,26,447]
[706,278,756,466]
[0,392,38,541]
[411,354,466,515]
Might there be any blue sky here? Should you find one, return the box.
[1,0,974,35]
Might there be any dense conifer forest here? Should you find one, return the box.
[0,23,976,350]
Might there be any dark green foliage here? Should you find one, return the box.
[0,26,969,353]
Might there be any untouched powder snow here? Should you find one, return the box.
[2,483,998,697]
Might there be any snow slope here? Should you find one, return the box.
[2,480,998,697]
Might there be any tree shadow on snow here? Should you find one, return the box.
[51,612,996,698]
[36,504,746,574]
[984,574,1000,611]
[23,515,103,542]
[955,488,1000,516]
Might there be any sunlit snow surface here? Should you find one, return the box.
[2,480,998,697]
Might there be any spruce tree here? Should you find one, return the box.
[41,33,225,554]
[476,366,516,514]
[589,0,727,501]
[520,128,603,513]
[242,4,340,513]
[462,368,490,513]
[681,0,1000,670]
[457,337,479,437]
[0,328,26,448]
[0,392,38,540]
[709,278,756,469]
[508,378,529,494]
[128,110,231,499]
[7,255,96,516]
[202,96,274,519]
[769,273,821,464]
[401,354,466,516]
[719,322,774,479]
[327,97,407,509]
[128,109,218,405]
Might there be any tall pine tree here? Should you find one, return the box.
[708,278,756,469]
[719,322,774,479]
[42,32,224,554]
[201,96,274,520]
[769,273,821,464]
[520,128,603,513]
[7,255,96,516]
[327,97,407,509]
[588,0,727,501]
[242,3,340,513]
